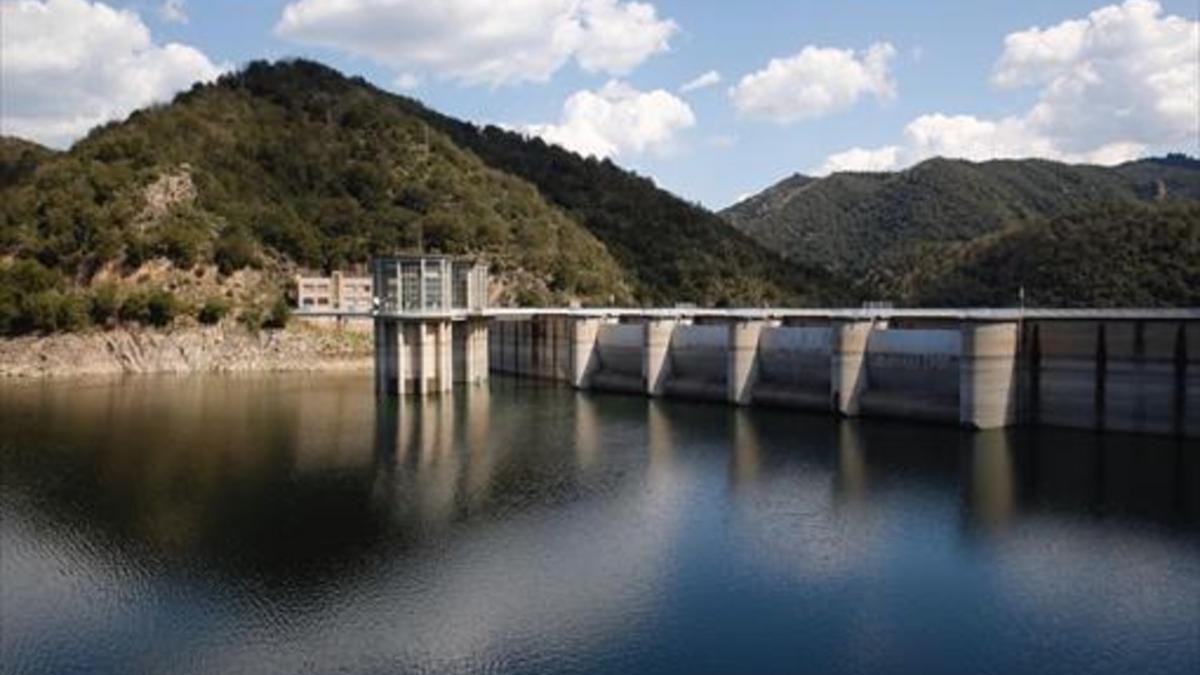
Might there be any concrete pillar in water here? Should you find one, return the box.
[831,321,872,416]
[407,319,453,395]
[374,318,394,396]
[457,318,489,385]
[398,319,412,393]
[727,320,767,405]
[644,319,677,396]
[416,322,434,395]
[374,318,410,396]
[959,321,1019,429]
[437,319,453,393]
[477,318,490,383]
[570,317,602,389]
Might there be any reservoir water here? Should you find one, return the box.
[1,374,1197,674]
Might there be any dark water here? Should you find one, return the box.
[1,375,1197,675]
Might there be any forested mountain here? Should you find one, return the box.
[2,58,1193,338]
[0,59,838,336]
[912,202,1200,307]
[722,155,1200,304]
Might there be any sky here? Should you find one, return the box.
[1,0,1197,208]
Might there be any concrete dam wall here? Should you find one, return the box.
[484,315,1198,437]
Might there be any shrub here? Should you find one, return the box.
[120,288,180,327]
[197,297,230,325]
[145,290,180,327]
[122,233,152,271]
[0,259,90,335]
[0,292,17,335]
[262,296,291,329]
[88,282,121,326]
[155,212,207,268]
[118,291,149,324]
[24,290,89,333]
[214,227,259,275]
[53,292,90,332]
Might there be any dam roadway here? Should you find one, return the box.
[306,304,1200,439]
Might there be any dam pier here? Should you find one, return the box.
[306,256,1200,438]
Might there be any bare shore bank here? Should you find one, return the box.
[0,325,373,378]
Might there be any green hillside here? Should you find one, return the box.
[1113,154,1200,201]
[722,155,1200,304]
[0,136,57,190]
[912,201,1200,307]
[0,59,838,336]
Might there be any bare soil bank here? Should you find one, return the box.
[0,325,372,378]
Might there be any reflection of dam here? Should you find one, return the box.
[725,410,1197,587]
[327,385,689,675]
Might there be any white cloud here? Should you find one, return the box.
[730,42,896,123]
[680,70,721,93]
[814,146,901,174]
[274,0,677,87]
[815,1,1198,174]
[159,0,186,24]
[392,73,420,91]
[572,0,676,74]
[524,80,695,158]
[996,0,1197,155]
[0,0,224,148]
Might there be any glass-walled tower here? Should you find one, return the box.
[372,255,488,314]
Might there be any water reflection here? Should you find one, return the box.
[1,374,1197,675]
[965,431,1018,533]
[835,423,867,504]
[730,410,761,486]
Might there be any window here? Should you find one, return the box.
[452,264,469,309]
[423,261,443,310]
[401,262,421,310]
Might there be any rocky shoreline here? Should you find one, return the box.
[0,325,373,379]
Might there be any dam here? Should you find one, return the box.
[311,256,1200,438]
[483,308,1199,437]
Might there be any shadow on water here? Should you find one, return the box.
[2,375,1196,580]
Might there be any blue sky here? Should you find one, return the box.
[3,0,1197,207]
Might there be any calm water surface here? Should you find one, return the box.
[1,374,1197,674]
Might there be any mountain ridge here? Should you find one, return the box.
[721,154,1200,304]
[0,59,845,336]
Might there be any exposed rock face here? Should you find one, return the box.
[0,325,372,378]
[135,165,198,230]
